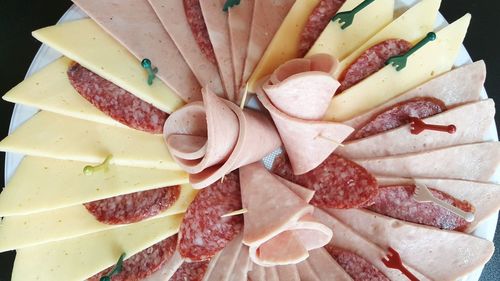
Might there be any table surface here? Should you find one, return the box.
[1,0,500,280]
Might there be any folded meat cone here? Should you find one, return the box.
[240,162,332,266]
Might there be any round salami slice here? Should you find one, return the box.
[338,39,412,93]
[67,63,168,134]
[184,0,217,64]
[272,153,378,208]
[367,185,474,231]
[170,261,210,281]
[88,235,178,281]
[84,185,181,225]
[178,171,243,261]
[350,97,446,140]
[325,245,390,281]
[299,0,346,57]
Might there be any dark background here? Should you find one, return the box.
[0,0,499,280]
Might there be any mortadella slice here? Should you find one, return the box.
[326,208,495,280]
[203,234,243,281]
[344,61,486,128]
[199,0,236,101]
[357,142,500,183]
[277,265,300,281]
[338,99,496,158]
[72,0,201,102]
[306,248,353,281]
[276,176,316,203]
[228,245,251,281]
[248,263,266,281]
[148,0,224,95]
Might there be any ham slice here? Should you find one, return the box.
[243,0,295,87]
[265,267,280,281]
[240,162,332,266]
[325,208,495,280]
[228,245,251,281]
[203,234,244,281]
[165,88,281,188]
[376,177,500,233]
[199,0,236,101]
[73,0,201,102]
[277,265,300,281]
[143,251,183,281]
[344,61,486,128]
[257,55,353,175]
[356,142,500,183]
[303,248,353,281]
[148,0,224,96]
[248,264,266,281]
[338,99,496,158]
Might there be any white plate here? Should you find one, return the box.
[4,2,497,281]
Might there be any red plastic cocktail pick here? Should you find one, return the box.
[409,117,456,135]
[381,247,420,281]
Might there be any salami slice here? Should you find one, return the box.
[299,0,346,57]
[350,97,446,140]
[272,153,378,208]
[84,186,181,225]
[367,185,474,231]
[170,261,210,281]
[324,245,390,281]
[178,171,243,261]
[88,235,178,281]
[184,0,217,65]
[338,39,412,93]
[67,63,168,134]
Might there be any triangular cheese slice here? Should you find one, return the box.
[32,19,184,113]
[73,0,200,103]
[12,214,182,281]
[0,185,195,252]
[0,111,179,170]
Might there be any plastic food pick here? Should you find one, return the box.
[409,117,456,135]
[141,58,158,85]
[240,83,249,109]
[223,0,241,12]
[100,253,126,281]
[386,32,437,71]
[83,155,112,176]
[382,247,419,281]
[331,0,376,29]
[413,183,475,222]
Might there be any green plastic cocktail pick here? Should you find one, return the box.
[331,0,376,30]
[83,155,112,176]
[99,253,126,281]
[223,0,241,12]
[141,58,158,86]
[385,32,437,71]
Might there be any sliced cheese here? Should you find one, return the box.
[0,156,188,216]
[0,111,180,170]
[247,0,321,92]
[306,0,394,60]
[0,184,196,252]
[12,214,182,281]
[325,14,471,121]
[3,57,124,127]
[32,19,184,113]
[335,0,442,77]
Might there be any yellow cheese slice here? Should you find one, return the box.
[324,14,470,121]
[0,156,188,216]
[247,0,321,92]
[335,0,442,77]
[0,111,180,170]
[3,57,125,128]
[32,19,184,113]
[0,184,195,252]
[306,0,394,60]
[12,214,182,281]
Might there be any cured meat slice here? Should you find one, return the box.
[199,0,236,101]
[338,99,496,159]
[67,62,167,134]
[366,185,474,231]
[84,186,180,225]
[177,171,243,262]
[299,0,346,57]
[277,265,300,281]
[248,263,266,281]
[203,234,243,281]
[228,245,251,281]
[272,153,378,209]
[266,267,280,281]
[88,235,178,281]
[338,39,412,93]
[143,251,183,281]
[170,261,210,281]
[326,208,495,280]
[325,246,390,281]
[240,162,332,266]
[73,0,201,102]
[305,247,354,281]
[148,0,224,95]
[356,142,500,183]
[344,60,486,129]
